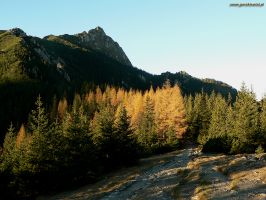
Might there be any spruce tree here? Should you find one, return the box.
[26,95,50,173]
[113,103,137,163]
[46,119,65,169]
[184,95,193,125]
[207,95,227,138]
[192,92,208,143]
[258,95,266,148]
[200,93,213,139]
[49,95,58,120]
[91,104,115,163]
[28,95,49,136]
[61,99,93,175]
[203,95,230,152]
[0,123,16,171]
[224,104,234,147]
[138,95,158,152]
[231,83,259,153]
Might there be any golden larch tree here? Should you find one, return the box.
[58,98,68,119]
[16,123,26,147]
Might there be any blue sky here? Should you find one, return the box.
[1,0,266,98]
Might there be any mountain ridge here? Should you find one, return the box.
[0,26,237,92]
[0,26,237,143]
[43,26,132,67]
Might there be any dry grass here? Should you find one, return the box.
[229,156,247,165]
[177,152,266,199]
[197,191,210,200]
[261,169,266,183]
[255,153,266,160]
[194,186,211,200]
[187,160,200,170]
[229,179,239,190]
[97,174,137,194]
[213,165,227,175]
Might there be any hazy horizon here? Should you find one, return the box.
[1,0,265,98]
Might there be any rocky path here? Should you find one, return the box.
[99,149,192,200]
[39,149,266,200]
[39,149,193,200]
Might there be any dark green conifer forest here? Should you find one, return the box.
[0,80,266,199]
[184,83,266,154]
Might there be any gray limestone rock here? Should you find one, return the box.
[76,26,132,66]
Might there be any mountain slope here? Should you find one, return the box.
[0,27,237,143]
[0,27,237,95]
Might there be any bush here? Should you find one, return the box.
[202,136,231,153]
[255,145,264,154]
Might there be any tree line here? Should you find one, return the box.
[0,81,187,198]
[185,83,266,154]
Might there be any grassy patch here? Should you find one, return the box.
[194,186,211,200]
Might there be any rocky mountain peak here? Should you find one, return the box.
[178,71,192,77]
[92,26,105,35]
[76,27,132,66]
[8,28,27,37]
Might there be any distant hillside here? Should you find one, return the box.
[155,71,236,97]
[0,27,237,143]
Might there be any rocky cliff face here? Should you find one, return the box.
[75,27,132,66]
